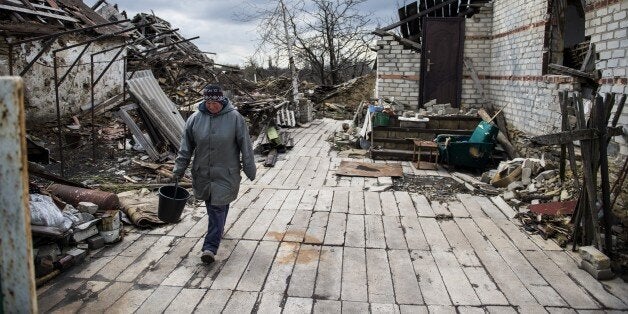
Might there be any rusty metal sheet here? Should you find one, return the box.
[0,77,38,312]
[336,161,404,178]
[529,200,577,216]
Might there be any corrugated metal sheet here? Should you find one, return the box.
[126,70,185,149]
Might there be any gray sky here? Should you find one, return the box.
[86,0,398,66]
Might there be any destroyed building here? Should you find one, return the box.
[0,0,129,123]
[2,0,628,312]
[374,0,628,155]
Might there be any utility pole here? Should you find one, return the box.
[279,0,299,103]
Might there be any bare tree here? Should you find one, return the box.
[240,0,374,85]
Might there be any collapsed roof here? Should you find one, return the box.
[373,0,491,50]
[0,0,123,36]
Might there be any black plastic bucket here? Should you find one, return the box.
[157,185,190,223]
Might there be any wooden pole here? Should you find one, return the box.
[576,94,602,248]
[597,94,613,254]
[0,77,38,313]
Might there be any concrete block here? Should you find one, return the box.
[507,181,524,191]
[580,259,614,280]
[521,167,532,185]
[502,191,516,201]
[78,202,98,214]
[535,170,557,181]
[66,248,87,264]
[579,246,611,269]
[87,234,105,250]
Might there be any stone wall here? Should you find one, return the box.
[374,37,421,110]
[586,0,628,154]
[0,37,126,125]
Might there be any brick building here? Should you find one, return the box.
[375,0,627,155]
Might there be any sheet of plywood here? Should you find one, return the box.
[336,161,403,178]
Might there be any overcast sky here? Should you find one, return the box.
[85,0,399,66]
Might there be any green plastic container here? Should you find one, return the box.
[373,112,390,127]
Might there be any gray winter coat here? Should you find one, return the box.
[173,101,256,205]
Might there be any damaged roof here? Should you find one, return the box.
[0,0,122,36]
[374,0,492,48]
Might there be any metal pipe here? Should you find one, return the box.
[48,184,120,210]
[140,36,200,54]
[89,46,125,159]
[19,36,59,77]
[52,54,64,177]
[58,42,92,85]
[91,54,96,160]
[52,22,154,54]
[93,28,180,56]
[6,20,129,77]
[94,47,126,85]
[127,36,200,80]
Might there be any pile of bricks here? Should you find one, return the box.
[579,246,614,280]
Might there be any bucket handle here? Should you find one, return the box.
[173,177,179,199]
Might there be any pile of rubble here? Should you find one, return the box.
[29,183,122,286]
[419,99,479,116]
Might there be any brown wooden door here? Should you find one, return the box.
[420,17,465,108]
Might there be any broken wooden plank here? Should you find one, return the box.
[463,57,486,101]
[548,63,596,80]
[478,109,517,159]
[558,91,580,190]
[28,161,88,188]
[531,127,623,145]
[372,29,421,50]
[377,0,458,32]
[0,4,78,22]
[336,161,403,178]
[265,149,278,168]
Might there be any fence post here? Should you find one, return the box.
[0,76,37,313]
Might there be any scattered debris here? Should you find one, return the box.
[393,175,468,201]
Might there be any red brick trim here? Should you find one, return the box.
[462,75,628,85]
[598,77,628,85]
[466,34,492,40]
[466,20,547,40]
[463,74,575,83]
[585,0,622,12]
[378,74,420,81]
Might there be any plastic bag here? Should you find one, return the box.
[29,194,73,231]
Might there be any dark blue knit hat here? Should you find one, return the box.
[203,85,227,104]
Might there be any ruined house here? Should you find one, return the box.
[0,0,129,123]
[374,0,627,155]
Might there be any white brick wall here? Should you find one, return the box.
[375,39,421,110]
[375,0,627,155]
[587,0,628,155]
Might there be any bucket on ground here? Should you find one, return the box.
[158,185,190,223]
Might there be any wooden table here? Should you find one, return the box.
[411,139,439,170]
